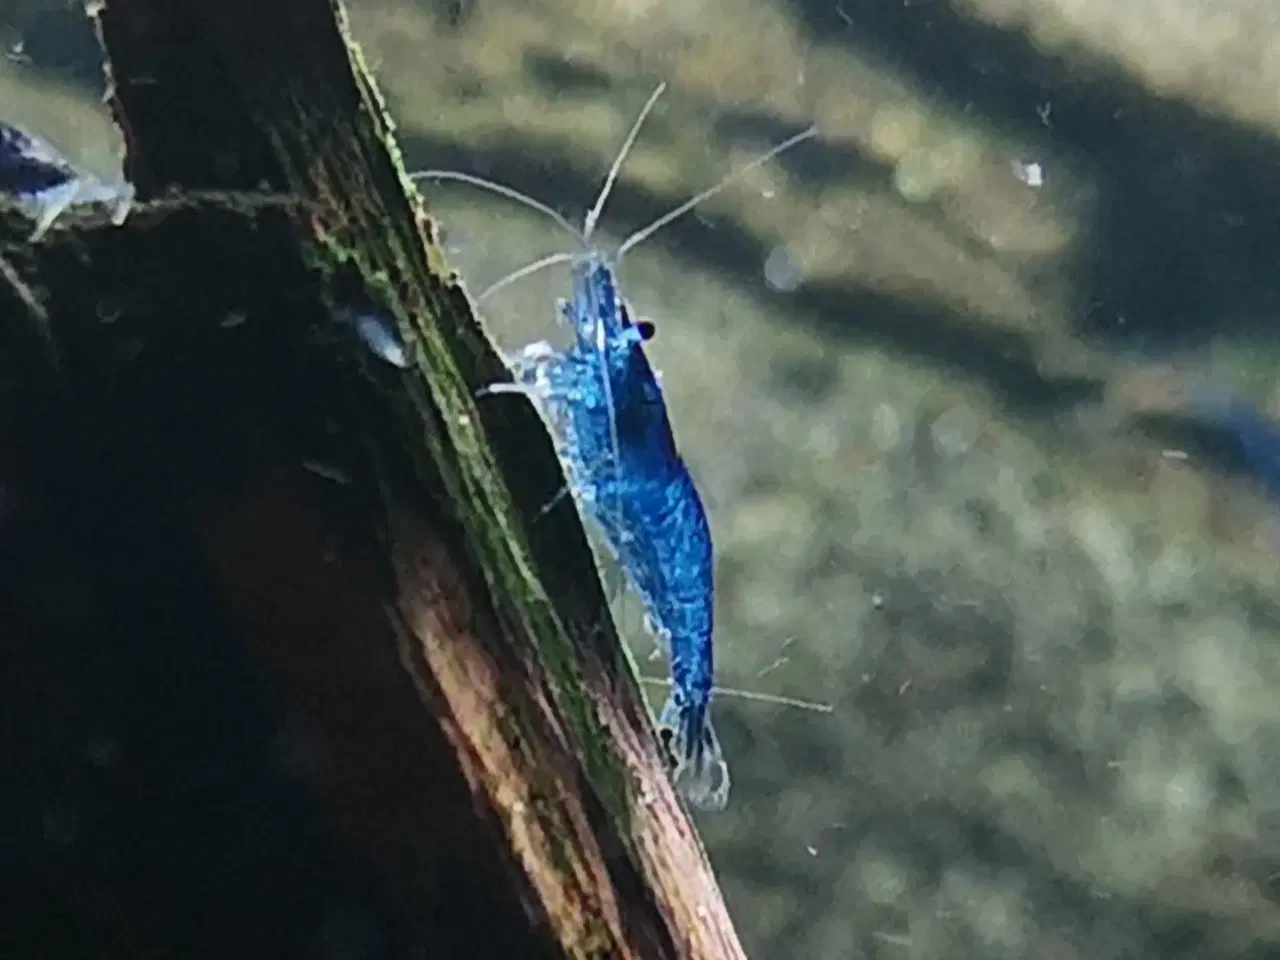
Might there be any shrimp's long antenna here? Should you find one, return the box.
[615,124,818,262]
[472,82,666,303]
[409,89,817,291]
[478,251,576,302]
[409,82,668,299]
[583,81,667,242]
[638,676,833,713]
[409,169,583,244]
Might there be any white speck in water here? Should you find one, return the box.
[763,245,804,292]
[6,38,30,65]
[1011,159,1044,188]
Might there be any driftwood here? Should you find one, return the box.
[0,0,746,957]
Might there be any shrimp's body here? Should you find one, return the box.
[503,254,727,809]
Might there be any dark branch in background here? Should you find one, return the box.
[0,0,745,956]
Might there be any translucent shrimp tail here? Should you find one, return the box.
[659,694,730,812]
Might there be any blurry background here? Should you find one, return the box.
[9,0,1280,956]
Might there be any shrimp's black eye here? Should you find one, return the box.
[637,319,656,341]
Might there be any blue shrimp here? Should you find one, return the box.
[413,84,815,811]
[0,120,134,241]
[527,258,727,809]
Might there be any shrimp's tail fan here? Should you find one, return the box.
[659,693,730,812]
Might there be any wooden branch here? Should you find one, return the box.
[0,0,746,955]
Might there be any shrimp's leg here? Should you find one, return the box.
[477,342,593,521]
[598,555,628,606]
[24,181,79,242]
[476,381,537,399]
[644,615,671,655]
[105,180,136,227]
[479,376,579,522]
